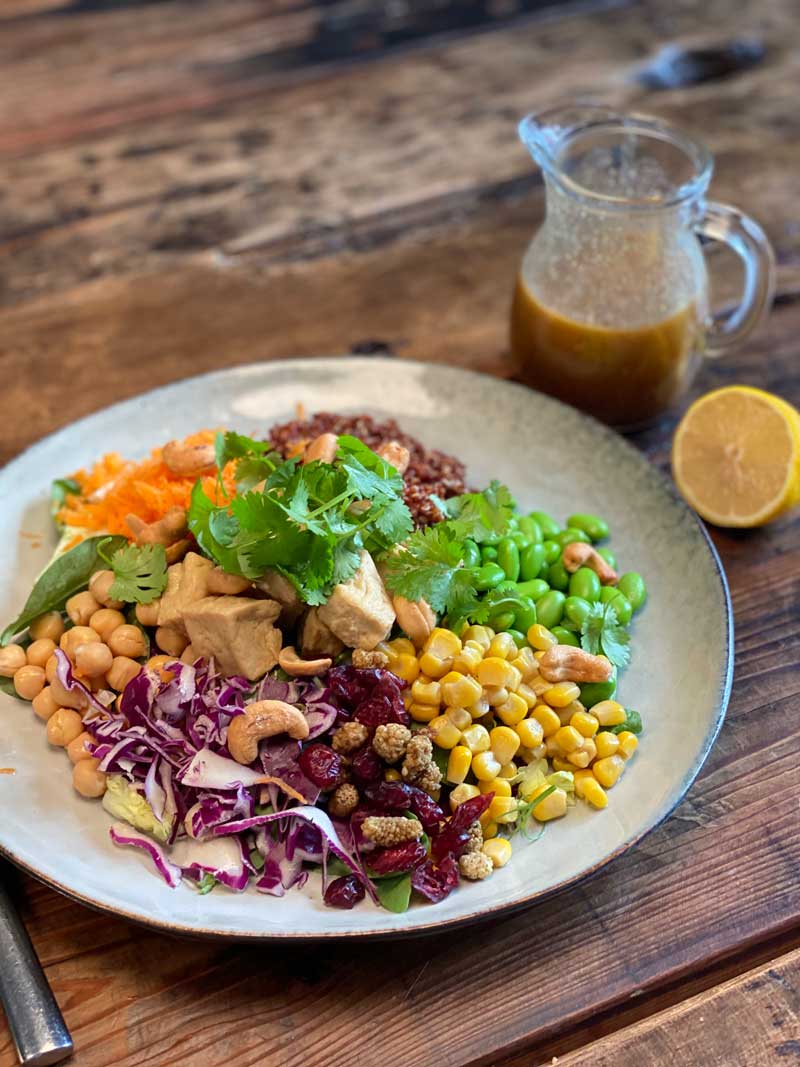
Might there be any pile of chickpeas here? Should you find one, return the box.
[0,568,155,801]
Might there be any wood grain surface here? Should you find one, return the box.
[0,1,799,1066]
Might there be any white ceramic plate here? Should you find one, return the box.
[0,358,732,939]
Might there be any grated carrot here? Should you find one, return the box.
[57,430,238,538]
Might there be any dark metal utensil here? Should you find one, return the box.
[0,873,73,1065]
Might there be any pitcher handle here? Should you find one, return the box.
[695,202,776,358]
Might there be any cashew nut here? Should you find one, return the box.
[165,538,191,564]
[538,646,613,684]
[207,567,252,595]
[302,433,338,465]
[227,700,310,765]
[561,542,618,586]
[277,645,332,677]
[393,596,436,648]
[162,440,216,477]
[126,506,187,547]
[377,441,410,475]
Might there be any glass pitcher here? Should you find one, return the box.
[510,104,775,427]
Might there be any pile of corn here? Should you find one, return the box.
[378,624,638,852]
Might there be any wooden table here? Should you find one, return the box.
[1,2,798,1064]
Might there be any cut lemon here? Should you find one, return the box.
[672,386,800,527]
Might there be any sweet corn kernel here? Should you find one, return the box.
[428,715,462,749]
[530,675,552,696]
[576,775,608,809]
[424,627,463,658]
[479,776,512,797]
[593,754,625,788]
[544,682,581,708]
[445,706,472,731]
[472,751,502,781]
[384,768,402,782]
[487,633,519,660]
[593,700,627,726]
[617,731,639,759]
[488,795,519,824]
[554,725,583,753]
[411,678,442,705]
[551,756,574,772]
[571,710,599,737]
[467,697,491,720]
[489,725,521,764]
[453,644,484,675]
[530,785,567,821]
[516,717,545,749]
[441,671,483,708]
[449,783,481,810]
[516,746,536,764]
[461,723,491,754]
[485,685,510,707]
[499,761,517,779]
[545,735,563,758]
[476,657,518,689]
[482,837,513,868]
[527,624,558,651]
[532,705,561,737]
[418,652,449,679]
[409,702,438,723]
[392,653,421,683]
[572,768,593,787]
[557,705,578,725]
[566,747,591,768]
[446,745,472,784]
[511,647,538,681]
[387,637,416,657]
[533,650,546,662]
[516,683,539,709]
[594,731,620,758]
[461,625,493,651]
[495,692,528,726]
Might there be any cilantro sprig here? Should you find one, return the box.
[99,540,168,605]
[580,602,631,669]
[433,480,514,543]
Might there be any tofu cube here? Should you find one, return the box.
[317,550,395,651]
[183,596,282,680]
[157,552,214,636]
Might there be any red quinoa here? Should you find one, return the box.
[268,412,466,527]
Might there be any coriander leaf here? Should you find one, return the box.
[208,508,238,547]
[381,525,464,613]
[580,602,605,656]
[234,455,276,493]
[108,543,168,605]
[373,872,412,913]
[441,480,514,543]
[606,710,642,735]
[187,482,242,575]
[332,538,362,586]
[370,496,413,545]
[215,430,270,468]
[580,603,631,669]
[196,872,217,895]
[446,569,482,625]
[336,435,405,498]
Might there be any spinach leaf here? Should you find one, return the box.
[0,676,16,697]
[1,534,128,645]
[50,477,81,522]
[373,872,412,913]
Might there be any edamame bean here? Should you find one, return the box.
[512,596,538,634]
[505,629,526,647]
[481,545,499,564]
[494,580,518,594]
[551,626,580,648]
[599,587,633,624]
[547,561,570,592]
[510,530,530,550]
[598,547,617,568]
[461,539,481,568]
[564,596,592,628]
[497,538,521,582]
[529,511,561,539]
[617,572,647,612]
[481,532,501,548]
[489,610,516,631]
[516,578,549,601]
[568,567,601,602]
[554,527,592,548]
[517,517,542,543]
[566,513,610,542]
[520,543,546,582]
[535,590,566,629]
[474,562,506,591]
[579,672,617,708]
[542,540,561,565]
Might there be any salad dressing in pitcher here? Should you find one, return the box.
[511,106,774,427]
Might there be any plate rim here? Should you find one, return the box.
[0,355,734,940]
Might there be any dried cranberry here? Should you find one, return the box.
[364,781,414,812]
[450,791,494,830]
[430,825,470,864]
[350,746,384,784]
[369,841,427,875]
[354,692,409,728]
[298,743,343,790]
[411,855,459,903]
[324,874,366,909]
[407,787,445,832]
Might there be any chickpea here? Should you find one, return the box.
[207,567,251,595]
[106,656,141,692]
[45,654,59,685]
[26,638,56,669]
[180,644,196,665]
[89,608,126,644]
[65,590,101,626]
[155,626,188,657]
[13,665,46,701]
[60,626,101,661]
[72,758,107,798]
[108,624,147,659]
[0,644,27,677]
[32,686,61,721]
[29,611,65,643]
[67,730,95,764]
[135,600,161,627]
[88,569,124,610]
[46,707,83,747]
[49,676,88,712]
[74,642,113,679]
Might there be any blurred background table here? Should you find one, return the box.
[1,2,799,1065]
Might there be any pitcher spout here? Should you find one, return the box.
[518,103,621,175]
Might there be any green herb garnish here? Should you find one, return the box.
[196,873,217,895]
[580,602,631,669]
[101,541,168,605]
[434,480,514,543]
[602,709,643,735]
[373,872,412,913]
